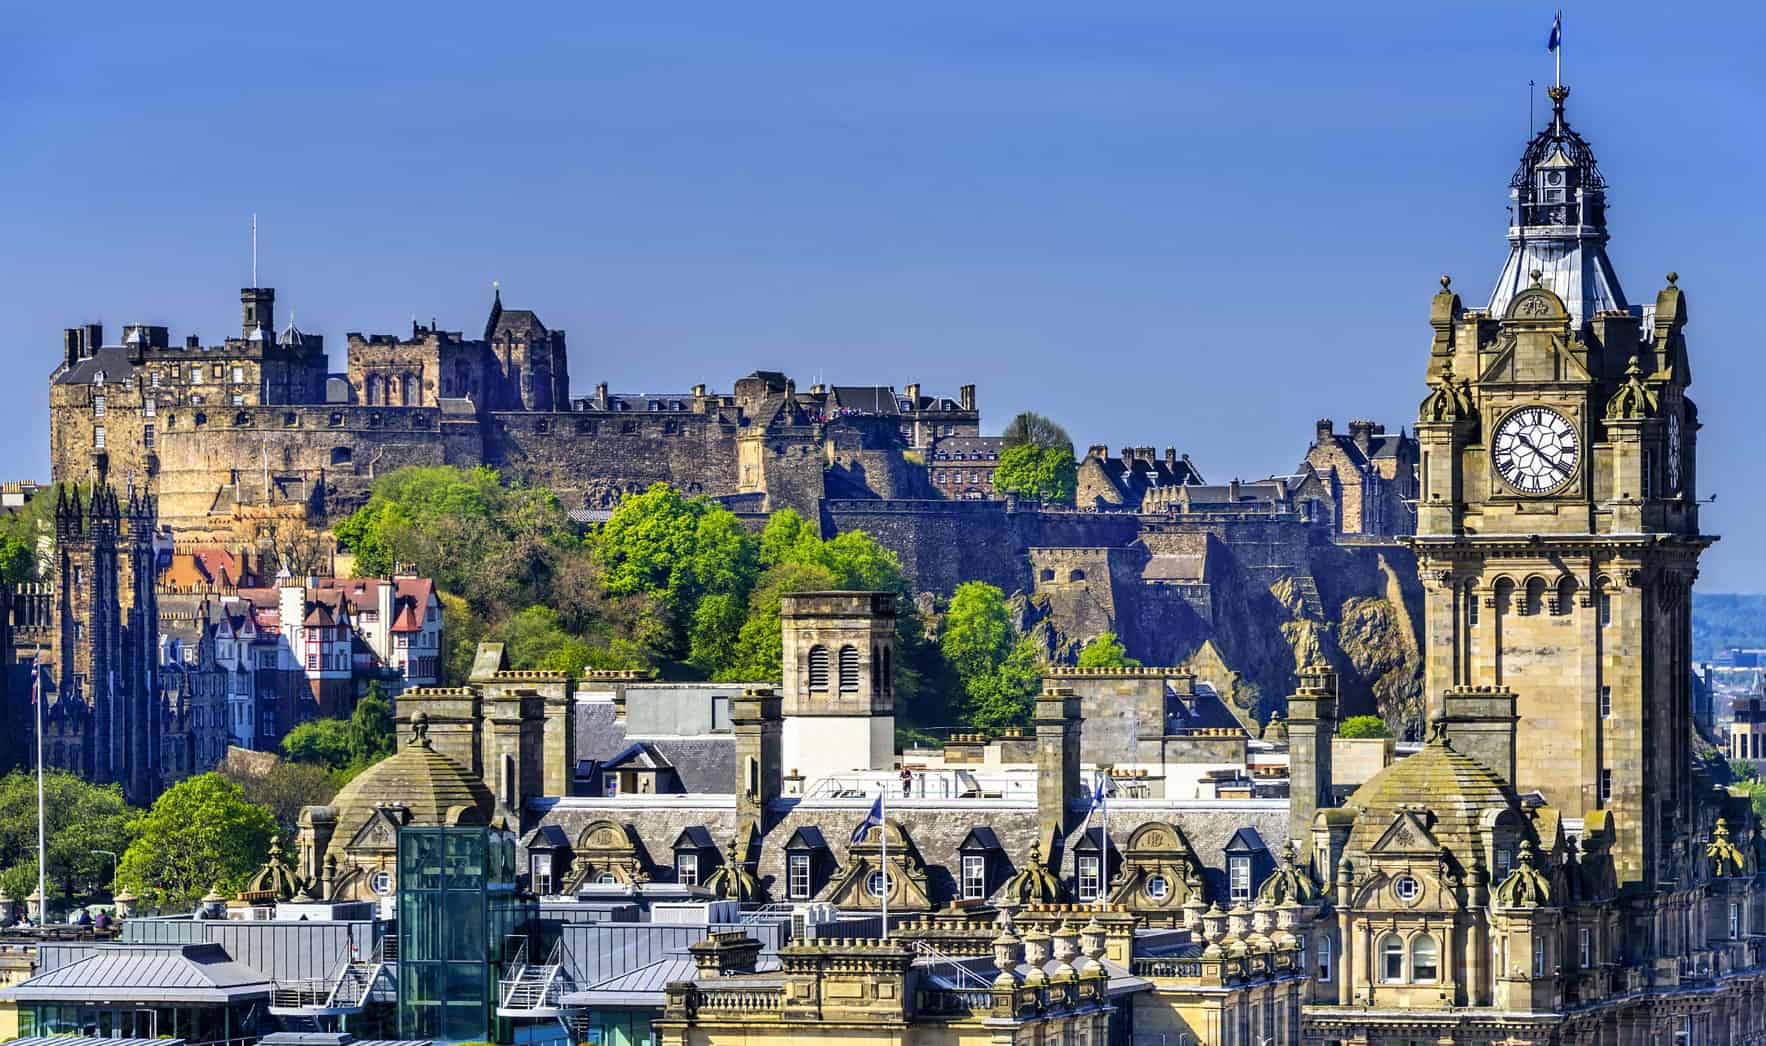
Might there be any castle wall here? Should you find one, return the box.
[486,411,743,509]
[818,501,1139,597]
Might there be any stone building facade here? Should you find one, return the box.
[1303,418,1419,539]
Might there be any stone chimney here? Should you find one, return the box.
[62,328,82,369]
[1119,447,1134,467]
[1315,418,1334,445]
[1035,687,1082,850]
[1163,447,1177,469]
[732,687,783,838]
[691,383,707,398]
[903,382,921,406]
[1440,686,1518,784]
[1286,662,1338,846]
[595,382,609,410]
[959,384,975,411]
[690,932,764,977]
[1086,444,1108,462]
[1349,419,1377,455]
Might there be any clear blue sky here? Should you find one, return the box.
[3,2,1763,589]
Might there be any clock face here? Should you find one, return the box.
[1493,406,1580,495]
[1666,412,1682,490]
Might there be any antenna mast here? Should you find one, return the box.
[252,213,258,287]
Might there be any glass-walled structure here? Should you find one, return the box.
[398,822,532,1043]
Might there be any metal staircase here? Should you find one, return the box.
[269,937,393,1018]
[497,938,575,1018]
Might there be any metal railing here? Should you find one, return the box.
[499,938,574,1015]
[269,941,388,1014]
[910,939,991,989]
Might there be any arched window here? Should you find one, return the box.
[1494,578,1516,616]
[402,373,417,406]
[807,645,829,691]
[1068,568,1086,582]
[1524,577,1547,615]
[838,645,860,694]
[1554,576,1577,616]
[1410,934,1439,982]
[365,374,381,404]
[1381,934,1405,983]
[1040,568,1055,582]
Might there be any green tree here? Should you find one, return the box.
[967,639,1044,735]
[994,444,1077,505]
[1338,715,1392,739]
[718,561,839,681]
[0,771,132,900]
[1000,411,1074,455]
[1730,758,1760,784]
[116,774,277,912]
[596,484,760,656]
[941,582,1014,686]
[282,719,354,770]
[349,685,398,767]
[758,509,816,567]
[1076,632,1140,669]
[221,760,339,838]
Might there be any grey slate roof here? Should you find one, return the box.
[53,346,136,386]
[5,943,272,1004]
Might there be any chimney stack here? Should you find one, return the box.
[958,384,976,411]
[1315,418,1334,445]
[1286,662,1337,848]
[1440,686,1518,784]
[903,383,921,406]
[1035,687,1082,853]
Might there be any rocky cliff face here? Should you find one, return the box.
[1014,535,1426,738]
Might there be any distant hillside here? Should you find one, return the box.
[1694,593,1766,661]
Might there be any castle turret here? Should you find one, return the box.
[241,287,275,340]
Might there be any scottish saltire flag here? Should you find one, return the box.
[1086,771,1112,817]
[851,795,884,844]
[1547,11,1561,52]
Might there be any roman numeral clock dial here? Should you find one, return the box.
[1492,406,1580,495]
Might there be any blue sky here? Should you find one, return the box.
[3,2,1763,589]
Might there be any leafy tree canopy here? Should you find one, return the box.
[282,718,354,771]
[0,771,132,900]
[1338,714,1392,739]
[116,774,277,913]
[994,444,1077,506]
[1076,632,1140,669]
[1000,412,1074,456]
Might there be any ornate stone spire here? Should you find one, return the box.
[1486,84,1629,327]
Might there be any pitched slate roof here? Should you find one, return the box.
[4,943,271,1004]
[53,345,136,386]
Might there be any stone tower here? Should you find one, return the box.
[54,484,123,784]
[779,591,896,789]
[120,485,162,804]
[1413,84,1707,888]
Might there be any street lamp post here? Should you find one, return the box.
[90,850,118,898]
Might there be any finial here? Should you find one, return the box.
[1438,356,1455,382]
[1529,269,1544,286]
[409,711,431,747]
[1425,717,1451,747]
[1666,271,1678,286]
[1516,838,1537,867]
[1439,274,1451,290]
[1625,354,1643,379]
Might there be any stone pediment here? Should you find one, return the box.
[1478,329,1592,388]
[822,818,932,912]
[564,818,650,889]
[345,807,406,854]
[1370,811,1440,856]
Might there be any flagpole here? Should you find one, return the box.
[35,648,46,925]
[1555,11,1562,90]
[1098,775,1108,911]
[879,778,889,939]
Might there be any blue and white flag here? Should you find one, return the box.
[1086,771,1112,817]
[852,795,884,844]
[1547,11,1562,52]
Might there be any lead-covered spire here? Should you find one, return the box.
[1486,85,1629,327]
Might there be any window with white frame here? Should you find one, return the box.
[1600,686,1612,718]
[1381,935,1404,982]
[676,853,699,886]
[961,855,986,899]
[1579,927,1592,967]
[1077,856,1101,900]
[144,398,155,417]
[1730,903,1741,939]
[1229,856,1252,902]
[92,395,105,417]
[94,426,106,449]
[1533,937,1546,977]
[788,854,812,899]
[867,871,890,898]
[1410,935,1438,982]
[1318,934,1332,981]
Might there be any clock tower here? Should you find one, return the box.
[1412,85,1709,889]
